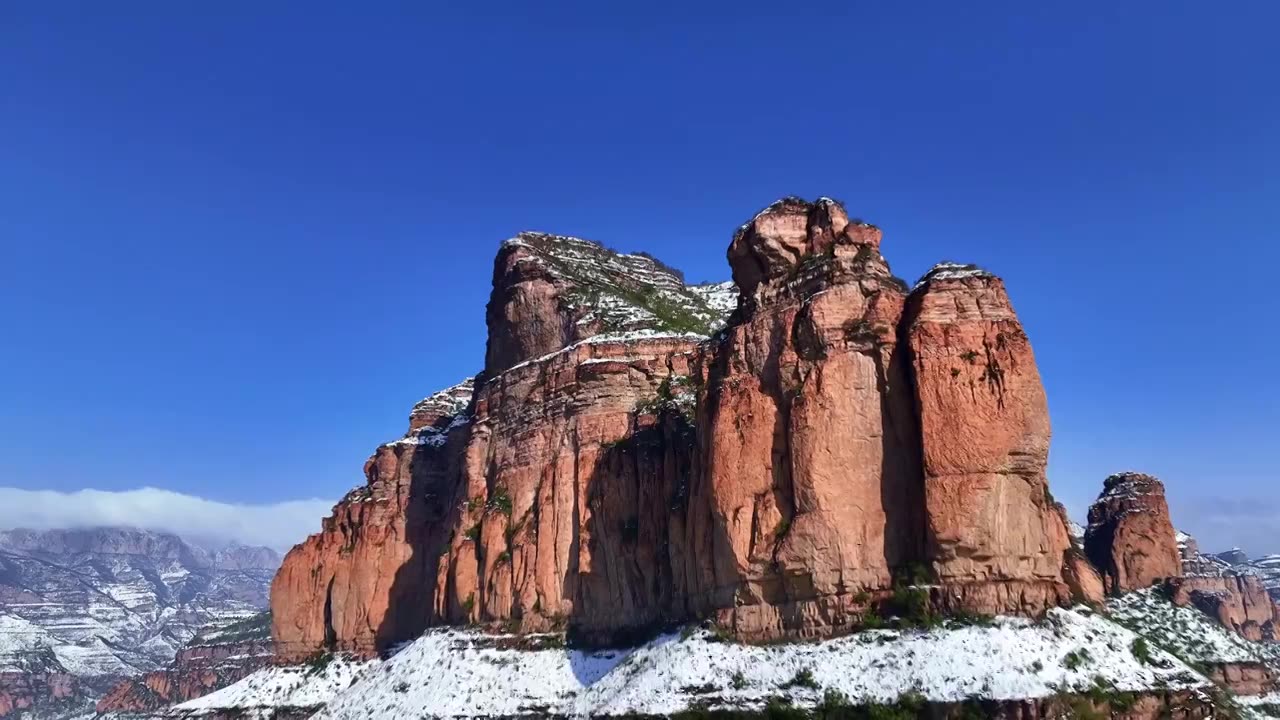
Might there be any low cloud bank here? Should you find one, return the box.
[0,486,332,551]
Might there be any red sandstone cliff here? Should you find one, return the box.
[700,198,922,639]
[270,197,1095,658]
[1165,574,1280,643]
[905,263,1094,615]
[1084,472,1183,595]
[271,381,474,658]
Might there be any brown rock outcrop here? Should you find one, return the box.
[0,672,77,718]
[1084,472,1183,595]
[1205,660,1276,695]
[95,639,273,712]
[271,196,1090,656]
[1165,574,1280,642]
[270,381,474,659]
[700,197,923,640]
[905,262,1081,614]
[484,232,727,374]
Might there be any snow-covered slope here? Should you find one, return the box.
[156,655,374,719]
[172,608,1209,719]
[0,527,279,715]
[1109,588,1280,668]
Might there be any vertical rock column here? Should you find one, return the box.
[905,263,1078,614]
[699,197,922,640]
[1084,471,1183,595]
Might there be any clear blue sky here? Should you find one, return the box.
[2,3,1277,551]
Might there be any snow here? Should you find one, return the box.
[167,654,375,718]
[1240,692,1280,718]
[1108,587,1280,667]
[305,608,1205,718]
[495,330,710,379]
[912,261,994,291]
[409,378,475,419]
[689,281,739,317]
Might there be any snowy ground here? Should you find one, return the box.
[158,654,374,718]
[1239,691,1280,718]
[181,607,1200,718]
[1109,587,1280,667]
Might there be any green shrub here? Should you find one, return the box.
[782,667,819,689]
[1130,636,1154,664]
[486,487,513,515]
[1063,648,1091,670]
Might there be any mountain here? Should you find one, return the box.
[0,527,279,718]
[71,198,1280,718]
[94,612,274,715]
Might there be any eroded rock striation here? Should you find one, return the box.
[271,196,1096,658]
[1084,472,1183,595]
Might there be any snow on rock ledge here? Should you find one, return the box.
[157,655,376,719]
[298,609,1206,718]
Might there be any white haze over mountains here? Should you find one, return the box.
[0,486,331,550]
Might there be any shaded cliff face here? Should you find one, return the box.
[447,335,704,645]
[1084,472,1183,595]
[271,232,737,656]
[699,197,923,639]
[271,196,1087,658]
[904,263,1080,614]
[270,381,474,659]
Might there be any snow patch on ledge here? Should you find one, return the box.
[912,261,995,291]
[168,654,375,718]
[495,330,708,379]
[299,608,1205,719]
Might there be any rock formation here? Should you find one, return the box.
[906,262,1086,615]
[271,196,1096,658]
[0,528,278,717]
[698,198,920,639]
[270,380,475,659]
[1165,574,1280,642]
[1084,472,1183,595]
[96,613,274,713]
[0,671,78,719]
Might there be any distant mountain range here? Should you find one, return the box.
[1177,530,1280,599]
[0,527,279,718]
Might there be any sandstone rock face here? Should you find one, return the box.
[271,197,1088,656]
[270,381,474,660]
[484,232,730,374]
[905,263,1078,614]
[445,335,704,645]
[272,232,737,656]
[700,197,923,639]
[1084,472,1183,595]
[1205,661,1276,696]
[1165,574,1280,642]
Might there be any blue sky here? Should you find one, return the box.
[2,3,1277,551]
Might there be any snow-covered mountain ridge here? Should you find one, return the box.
[0,527,279,718]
